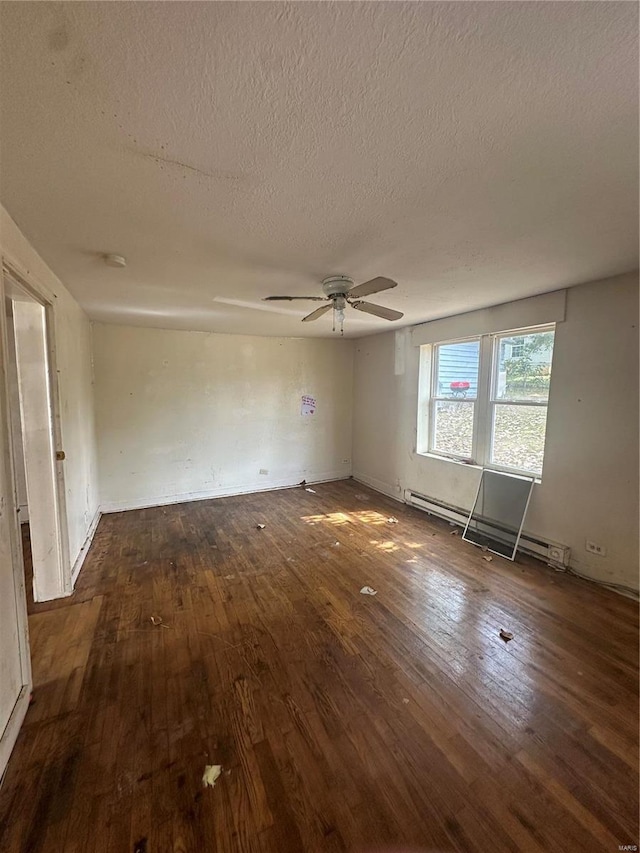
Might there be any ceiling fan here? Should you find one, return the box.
[264,275,403,333]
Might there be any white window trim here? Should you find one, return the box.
[418,323,555,479]
[427,334,479,463]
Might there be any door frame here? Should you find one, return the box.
[0,272,31,777]
[0,252,71,777]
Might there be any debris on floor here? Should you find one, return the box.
[305,487,317,494]
[332,541,340,547]
[499,629,514,642]
[402,697,410,704]
[387,517,398,524]
[482,555,493,562]
[450,529,459,536]
[202,765,223,788]
[360,586,378,596]
[256,523,266,530]
[150,615,162,626]
[354,493,369,501]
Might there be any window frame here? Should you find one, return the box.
[427,335,481,463]
[419,323,555,478]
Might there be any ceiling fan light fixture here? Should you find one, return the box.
[265,275,403,330]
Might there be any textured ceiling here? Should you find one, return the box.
[0,1,637,338]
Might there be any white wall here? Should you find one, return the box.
[0,205,100,579]
[93,324,353,510]
[353,272,639,590]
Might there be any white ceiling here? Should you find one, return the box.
[0,2,637,338]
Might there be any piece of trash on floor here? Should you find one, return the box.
[332,541,340,547]
[360,586,378,596]
[305,487,317,494]
[482,555,493,562]
[202,765,223,788]
[224,574,235,580]
[133,837,148,853]
[402,697,410,704]
[450,529,459,536]
[256,523,265,530]
[150,615,163,626]
[499,629,514,642]
[387,517,398,524]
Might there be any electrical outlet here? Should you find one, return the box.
[259,468,268,475]
[342,458,350,465]
[585,540,606,557]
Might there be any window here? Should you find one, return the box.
[418,325,555,477]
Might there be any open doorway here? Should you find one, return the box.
[4,273,69,602]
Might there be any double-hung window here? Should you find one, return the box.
[419,325,555,477]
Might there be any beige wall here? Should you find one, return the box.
[353,272,640,590]
[0,206,99,577]
[93,324,354,510]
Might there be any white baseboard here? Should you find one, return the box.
[70,507,101,588]
[100,472,351,515]
[352,472,403,503]
[0,684,30,787]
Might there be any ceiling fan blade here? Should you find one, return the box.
[302,304,333,323]
[264,295,326,302]
[350,300,404,321]
[348,276,398,299]
[213,296,308,316]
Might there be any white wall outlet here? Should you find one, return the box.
[585,540,607,557]
[259,468,268,475]
[342,458,350,465]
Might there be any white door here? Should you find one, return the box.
[12,299,67,600]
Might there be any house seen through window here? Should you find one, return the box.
[419,326,555,477]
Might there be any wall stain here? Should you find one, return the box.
[131,147,246,183]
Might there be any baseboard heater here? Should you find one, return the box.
[404,489,571,569]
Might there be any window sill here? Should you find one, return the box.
[415,451,542,483]
[416,451,481,470]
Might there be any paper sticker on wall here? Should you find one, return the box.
[301,395,316,415]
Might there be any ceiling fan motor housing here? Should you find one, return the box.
[321,276,354,298]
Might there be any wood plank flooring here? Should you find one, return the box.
[1,479,638,852]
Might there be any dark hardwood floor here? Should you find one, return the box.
[1,479,638,852]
